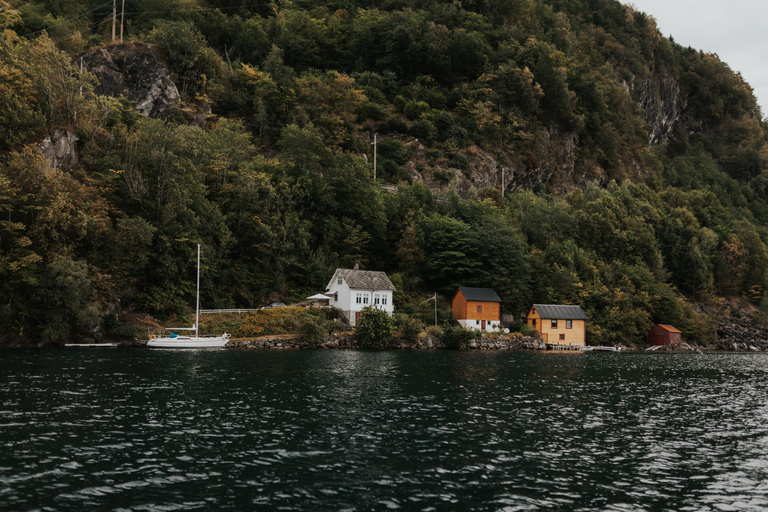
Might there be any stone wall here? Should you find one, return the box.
[225,334,542,350]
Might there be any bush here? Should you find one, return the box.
[410,118,435,141]
[298,317,325,345]
[425,325,443,339]
[403,100,430,121]
[356,306,395,347]
[441,325,476,349]
[509,320,537,337]
[394,313,424,342]
[323,319,345,335]
[449,153,469,170]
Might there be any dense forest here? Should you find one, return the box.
[2,0,768,346]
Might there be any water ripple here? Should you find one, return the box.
[2,351,768,510]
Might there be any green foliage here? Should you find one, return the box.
[298,316,325,344]
[145,20,224,100]
[36,256,100,342]
[441,325,476,349]
[355,306,395,347]
[394,313,424,342]
[4,0,768,347]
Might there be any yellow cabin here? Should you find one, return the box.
[526,304,587,346]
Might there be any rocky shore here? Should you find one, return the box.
[225,334,542,350]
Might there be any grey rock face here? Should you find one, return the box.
[627,70,687,145]
[38,129,79,172]
[78,43,179,119]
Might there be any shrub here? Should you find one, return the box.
[394,313,424,342]
[356,306,395,347]
[403,100,430,121]
[448,153,469,170]
[324,319,345,335]
[509,320,537,337]
[410,118,435,141]
[425,324,443,339]
[379,115,409,134]
[298,317,325,345]
[441,325,476,349]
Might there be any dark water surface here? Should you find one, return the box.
[2,349,768,511]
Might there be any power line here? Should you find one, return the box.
[53,18,112,45]
[19,1,275,42]
[20,1,113,38]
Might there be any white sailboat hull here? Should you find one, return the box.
[145,244,230,349]
[147,334,230,349]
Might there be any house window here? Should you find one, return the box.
[374,294,381,305]
[532,319,537,328]
[477,305,483,313]
[337,277,343,285]
[356,293,362,304]
[566,320,572,329]
[559,334,565,341]
[363,295,369,304]
[476,320,480,325]
[382,296,387,305]
[551,319,558,329]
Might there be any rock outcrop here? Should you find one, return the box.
[626,69,687,145]
[38,129,79,172]
[78,43,179,119]
[716,314,768,351]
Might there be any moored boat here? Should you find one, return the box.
[146,244,229,349]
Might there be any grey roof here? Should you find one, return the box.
[456,287,501,303]
[335,269,395,291]
[532,304,587,320]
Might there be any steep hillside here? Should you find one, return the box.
[2,0,768,346]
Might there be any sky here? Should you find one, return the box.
[626,0,768,115]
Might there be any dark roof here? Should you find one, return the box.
[334,269,395,291]
[456,287,501,303]
[531,304,587,320]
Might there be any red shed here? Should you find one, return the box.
[647,324,682,346]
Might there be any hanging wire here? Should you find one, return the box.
[20,1,113,38]
[19,1,276,44]
[52,18,111,45]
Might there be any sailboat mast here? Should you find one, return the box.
[196,244,201,338]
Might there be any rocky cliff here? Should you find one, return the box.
[78,43,179,119]
[627,69,686,145]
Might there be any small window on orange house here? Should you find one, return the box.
[477,305,482,313]
[559,334,565,340]
[551,319,558,329]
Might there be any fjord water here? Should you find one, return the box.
[2,350,768,511]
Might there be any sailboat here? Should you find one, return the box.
[147,244,230,349]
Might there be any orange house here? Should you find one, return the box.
[452,287,501,332]
[527,304,587,346]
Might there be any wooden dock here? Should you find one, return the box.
[546,344,622,352]
[64,343,119,348]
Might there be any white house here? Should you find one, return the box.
[325,268,395,326]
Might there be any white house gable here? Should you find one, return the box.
[325,268,396,326]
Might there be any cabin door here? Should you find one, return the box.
[481,320,486,332]
[355,311,361,326]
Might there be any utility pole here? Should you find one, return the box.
[501,167,505,198]
[372,133,377,180]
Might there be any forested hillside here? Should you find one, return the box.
[2,0,767,346]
